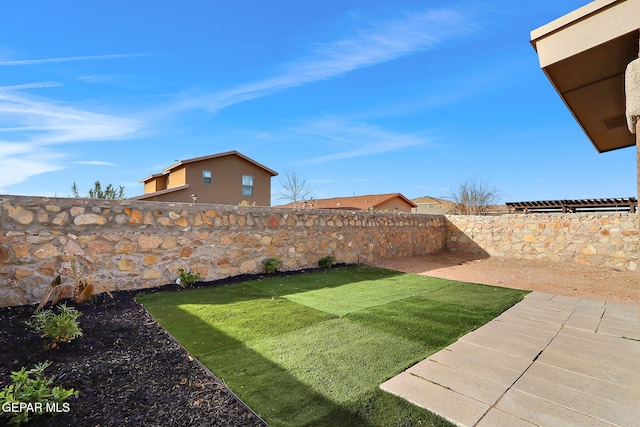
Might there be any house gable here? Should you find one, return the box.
[135,151,277,206]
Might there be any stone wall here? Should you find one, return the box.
[0,195,446,307]
[445,213,638,270]
[3,195,637,308]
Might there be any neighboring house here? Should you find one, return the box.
[412,196,509,215]
[411,196,454,214]
[276,193,417,213]
[133,151,278,206]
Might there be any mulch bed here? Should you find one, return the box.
[0,274,283,426]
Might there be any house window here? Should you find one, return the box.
[242,175,253,196]
[203,170,212,184]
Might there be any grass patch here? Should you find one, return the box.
[284,274,452,316]
[138,266,528,426]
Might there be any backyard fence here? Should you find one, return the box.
[1,195,637,307]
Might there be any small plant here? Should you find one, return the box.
[38,255,112,310]
[28,303,83,346]
[177,268,201,287]
[238,200,256,206]
[318,255,336,269]
[262,257,282,274]
[0,361,78,425]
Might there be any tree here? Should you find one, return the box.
[71,181,126,200]
[276,169,314,208]
[447,177,500,215]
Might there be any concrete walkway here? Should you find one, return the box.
[381,292,640,427]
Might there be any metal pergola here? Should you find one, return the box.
[506,198,638,214]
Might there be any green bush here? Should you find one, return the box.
[0,361,78,425]
[28,303,83,345]
[318,255,336,269]
[177,268,201,287]
[262,257,283,274]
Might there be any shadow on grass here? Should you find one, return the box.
[141,266,407,308]
[141,299,374,426]
[138,270,458,426]
[137,267,526,427]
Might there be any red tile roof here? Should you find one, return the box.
[276,193,416,210]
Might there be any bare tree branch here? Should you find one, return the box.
[447,177,500,215]
[276,169,314,208]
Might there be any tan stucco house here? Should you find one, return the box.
[133,151,278,206]
[276,193,417,212]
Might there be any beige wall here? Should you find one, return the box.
[144,176,166,193]
[139,187,192,204]
[446,213,638,270]
[376,198,414,213]
[183,155,272,206]
[167,167,187,188]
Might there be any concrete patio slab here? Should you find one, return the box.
[407,359,507,405]
[381,372,489,427]
[457,326,550,359]
[501,305,571,325]
[564,313,602,331]
[512,373,636,426]
[444,340,533,372]
[535,349,631,385]
[427,348,522,387]
[475,408,536,427]
[496,389,617,427]
[521,362,639,407]
[597,325,640,340]
[380,292,640,426]
[573,304,605,316]
[486,316,561,340]
[547,338,638,370]
[493,311,563,332]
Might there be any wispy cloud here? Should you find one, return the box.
[0,53,154,66]
[0,91,140,144]
[73,160,117,166]
[76,75,117,83]
[0,145,64,193]
[0,89,142,190]
[296,115,430,164]
[174,8,475,113]
[0,82,62,91]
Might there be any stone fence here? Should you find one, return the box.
[1,195,637,307]
[446,213,638,270]
[0,195,445,307]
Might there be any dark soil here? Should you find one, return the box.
[0,271,304,427]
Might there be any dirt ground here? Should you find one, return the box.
[373,251,639,306]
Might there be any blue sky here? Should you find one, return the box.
[1,0,636,204]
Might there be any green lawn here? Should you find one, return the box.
[137,266,528,426]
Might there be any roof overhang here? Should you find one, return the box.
[531,0,640,152]
[130,184,189,200]
[163,151,278,176]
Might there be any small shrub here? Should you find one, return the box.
[262,257,282,274]
[28,303,83,346]
[177,268,201,287]
[318,255,336,269]
[0,361,78,425]
[38,255,112,310]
